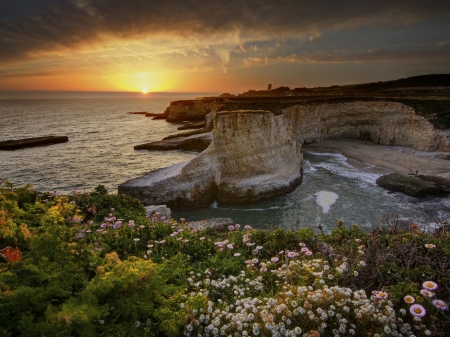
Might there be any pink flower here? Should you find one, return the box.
[305,251,313,256]
[376,291,388,299]
[271,257,279,263]
[228,225,235,231]
[227,244,234,249]
[300,247,309,252]
[404,295,415,304]
[287,252,297,258]
[244,225,252,230]
[234,253,241,257]
[432,299,449,311]
[420,289,434,298]
[422,281,438,291]
[279,251,284,255]
[256,246,263,250]
[410,304,426,317]
[252,258,259,264]
[235,224,241,229]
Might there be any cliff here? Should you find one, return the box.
[165,99,223,122]
[119,110,303,208]
[283,101,450,152]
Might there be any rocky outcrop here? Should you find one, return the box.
[134,133,212,152]
[189,218,234,231]
[284,101,450,152]
[0,136,69,150]
[376,174,448,197]
[145,205,171,219]
[178,122,206,130]
[165,99,224,122]
[119,110,303,208]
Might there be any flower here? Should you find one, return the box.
[410,304,426,317]
[256,246,263,250]
[244,225,252,230]
[128,220,135,227]
[133,238,140,242]
[228,225,235,231]
[424,243,436,248]
[271,257,279,263]
[420,289,434,297]
[234,253,241,257]
[251,258,259,264]
[376,291,388,299]
[305,251,313,256]
[235,224,241,229]
[422,281,438,291]
[287,252,297,258]
[432,299,449,310]
[404,295,415,304]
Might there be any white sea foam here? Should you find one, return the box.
[307,151,381,185]
[316,191,339,213]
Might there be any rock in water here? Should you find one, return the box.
[0,136,69,150]
[119,110,303,208]
[316,191,339,213]
[376,174,447,197]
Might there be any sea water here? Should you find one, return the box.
[1,97,449,231]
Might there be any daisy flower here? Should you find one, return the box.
[422,281,438,291]
[420,289,435,298]
[432,299,448,311]
[376,291,388,299]
[404,295,415,304]
[410,304,426,317]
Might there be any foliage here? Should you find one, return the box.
[0,184,449,336]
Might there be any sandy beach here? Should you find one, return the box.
[303,139,450,177]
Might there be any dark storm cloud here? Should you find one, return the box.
[1,0,449,63]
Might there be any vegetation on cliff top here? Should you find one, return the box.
[1,180,449,336]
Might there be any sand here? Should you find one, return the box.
[303,139,450,177]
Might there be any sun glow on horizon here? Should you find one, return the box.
[142,88,148,94]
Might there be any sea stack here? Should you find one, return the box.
[119,110,303,208]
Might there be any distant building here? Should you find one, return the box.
[267,84,272,91]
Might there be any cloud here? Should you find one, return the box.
[1,0,449,64]
[238,48,450,67]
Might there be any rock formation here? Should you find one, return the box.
[119,110,303,208]
[165,99,223,122]
[376,174,448,197]
[0,136,69,150]
[134,132,212,152]
[283,101,450,152]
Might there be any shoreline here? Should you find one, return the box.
[303,139,450,177]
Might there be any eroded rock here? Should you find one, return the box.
[284,101,450,152]
[134,133,212,152]
[119,110,303,208]
[376,174,447,197]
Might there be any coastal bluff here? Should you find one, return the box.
[284,101,450,152]
[119,110,303,208]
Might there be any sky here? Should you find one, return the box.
[0,0,449,94]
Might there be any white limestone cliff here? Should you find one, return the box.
[119,110,303,208]
[283,101,450,151]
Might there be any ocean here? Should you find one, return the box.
[1,97,449,232]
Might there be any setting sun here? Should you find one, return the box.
[142,88,148,94]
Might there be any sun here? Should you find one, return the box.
[142,88,148,94]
